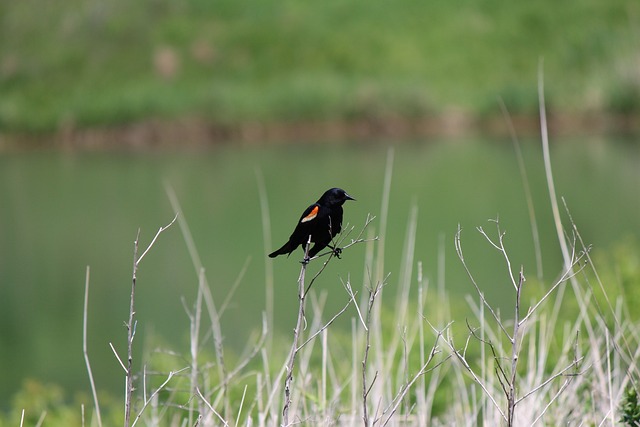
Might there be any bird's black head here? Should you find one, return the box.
[318,188,356,206]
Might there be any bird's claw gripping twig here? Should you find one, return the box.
[331,246,342,259]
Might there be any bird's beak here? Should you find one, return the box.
[345,193,356,201]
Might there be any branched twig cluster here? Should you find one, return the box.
[282,214,378,426]
[449,219,588,426]
[360,276,384,427]
[118,215,178,427]
[77,204,640,426]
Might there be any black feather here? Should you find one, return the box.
[269,188,355,260]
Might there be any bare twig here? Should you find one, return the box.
[507,268,525,426]
[136,214,178,265]
[455,225,512,340]
[343,278,367,330]
[517,356,584,406]
[282,235,312,426]
[279,213,378,427]
[131,367,188,427]
[444,333,507,422]
[235,384,248,427]
[124,215,177,427]
[196,386,230,426]
[109,342,126,372]
[362,278,384,426]
[379,323,452,427]
[456,214,593,426]
[296,291,356,352]
[477,221,518,291]
[305,213,377,296]
[520,248,588,325]
[124,230,140,427]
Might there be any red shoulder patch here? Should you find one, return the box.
[301,206,319,223]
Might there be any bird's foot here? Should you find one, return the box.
[333,247,342,259]
[300,256,310,265]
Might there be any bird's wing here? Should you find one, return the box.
[299,204,320,223]
[329,207,344,235]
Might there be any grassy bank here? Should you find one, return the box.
[1,0,639,134]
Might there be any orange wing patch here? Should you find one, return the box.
[301,206,319,223]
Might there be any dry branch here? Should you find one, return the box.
[123,215,177,427]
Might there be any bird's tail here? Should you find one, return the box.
[268,241,293,258]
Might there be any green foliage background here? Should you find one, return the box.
[1,0,638,131]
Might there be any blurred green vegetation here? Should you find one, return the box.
[621,386,640,426]
[1,0,639,132]
[1,137,639,410]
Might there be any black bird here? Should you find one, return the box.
[269,188,355,262]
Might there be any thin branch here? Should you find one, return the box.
[343,278,367,331]
[455,225,512,340]
[196,386,230,426]
[380,324,452,426]
[516,357,585,405]
[235,384,248,427]
[130,367,188,427]
[507,267,525,426]
[296,292,356,352]
[477,221,518,291]
[109,342,126,372]
[305,214,377,296]
[442,331,507,422]
[125,215,177,427]
[362,278,384,426]
[520,249,588,325]
[136,213,178,265]
[465,318,510,393]
[124,230,140,427]
[530,376,573,426]
[282,236,312,426]
[309,231,378,271]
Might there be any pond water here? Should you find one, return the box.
[0,135,638,403]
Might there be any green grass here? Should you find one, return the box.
[1,0,638,132]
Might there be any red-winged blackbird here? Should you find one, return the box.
[269,188,355,262]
